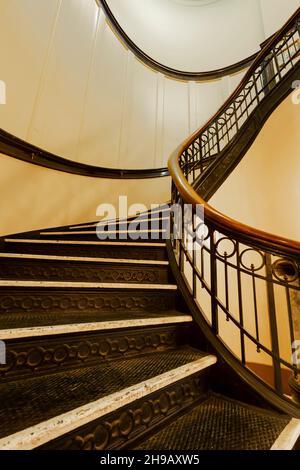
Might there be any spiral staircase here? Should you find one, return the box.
[0,8,300,451]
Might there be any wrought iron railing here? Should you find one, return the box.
[180,11,300,185]
[168,8,300,403]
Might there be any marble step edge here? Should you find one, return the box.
[4,239,166,247]
[70,216,170,230]
[40,230,167,236]
[0,354,217,450]
[69,206,171,230]
[0,315,193,340]
[0,281,177,290]
[271,418,300,450]
[0,253,168,266]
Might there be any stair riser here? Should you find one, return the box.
[0,259,170,284]
[0,324,192,382]
[1,243,167,261]
[39,370,211,450]
[0,288,177,322]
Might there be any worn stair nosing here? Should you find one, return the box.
[4,239,166,247]
[70,216,170,230]
[0,355,217,450]
[23,208,171,233]
[0,315,193,340]
[0,253,169,265]
[40,230,167,236]
[0,280,177,290]
[271,418,300,450]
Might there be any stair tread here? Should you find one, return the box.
[0,253,168,265]
[135,393,290,450]
[1,240,168,261]
[69,215,170,230]
[0,314,193,339]
[0,310,186,329]
[4,239,166,247]
[0,348,208,441]
[0,280,176,289]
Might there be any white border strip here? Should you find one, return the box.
[0,315,193,340]
[5,239,165,247]
[0,280,177,290]
[0,253,168,265]
[40,230,166,235]
[0,355,216,450]
[70,216,170,230]
[271,418,300,450]
[70,207,170,229]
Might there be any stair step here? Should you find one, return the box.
[0,280,177,289]
[69,216,170,231]
[135,393,291,451]
[0,348,216,450]
[271,419,300,450]
[38,231,167,242]
[0,255,170,284]
[67,206,170,230]
[0,309,185,329]
[0,316,193,381]
[5,239,165,247]
[3,239,167,261]
[0,253,168,265]
[0,282,178,323]
[0,315,193,340]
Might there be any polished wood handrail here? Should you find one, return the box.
[0,129,169,180]
[98,0,258,81]
[169,7,300,256]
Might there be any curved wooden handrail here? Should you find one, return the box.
[98,0,258,81]
[0,129,169,180]
[169,147,300,256]
[169,7,300,256]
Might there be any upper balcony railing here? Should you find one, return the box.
[168,8,300,411]
[98,0,258,81]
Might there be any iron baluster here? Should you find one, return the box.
[265,253,283,394]
[210,230,218,335]
[251,264,261,353]
[236,243,246,365]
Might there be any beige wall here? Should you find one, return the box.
[2,0,296,171]
[0,0,244,170]
[0,153,170,236]
[209,93,300,367]
[260,0,300,37]
[211,94,300,241]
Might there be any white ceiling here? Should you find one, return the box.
[171,0,222,6]
[106,0,264,71]
[105,0,299,71]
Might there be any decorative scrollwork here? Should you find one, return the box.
[272,258,300,283]
[215,237,237,259]
[0,263,163,284]
[0,291,175,316]
[195,223,210,243]
[0,327,187,379]
[239,248,265,272]
[41,375,205,450]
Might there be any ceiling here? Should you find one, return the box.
[105,0,266,71]
[171,0,222,6]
